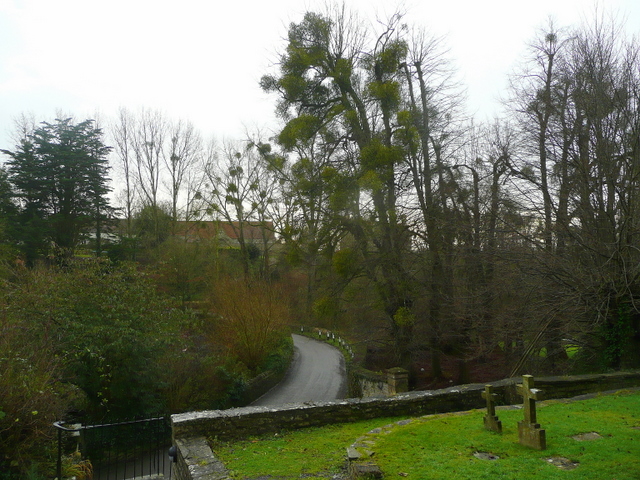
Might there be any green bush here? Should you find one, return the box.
[1,260,191,421]
[0,293,70,475]
[260,334,294,375]
[1,258,286,475]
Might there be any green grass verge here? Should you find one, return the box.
[211,417,403,479]
[374,390,640,480]
[211,390,640,479]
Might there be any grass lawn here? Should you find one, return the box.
[211,417,404,479]
[211,389,640,479]
[375,389,640,480]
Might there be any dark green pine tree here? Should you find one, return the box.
[2,118,113,263]
[0,167,19,250]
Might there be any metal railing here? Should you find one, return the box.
[54,417,173,479]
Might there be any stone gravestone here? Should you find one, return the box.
[481,385,502,433]
[516,374,546,450]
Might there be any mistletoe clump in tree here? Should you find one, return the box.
[261,5,464,373]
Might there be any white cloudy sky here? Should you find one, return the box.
[1,0,639,150]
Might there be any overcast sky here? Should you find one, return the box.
[1,0,639,150]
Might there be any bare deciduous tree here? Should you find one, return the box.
[164,119,203,224]
[111,107,138,234]
[204,139,267,278]
[133,108,166,211]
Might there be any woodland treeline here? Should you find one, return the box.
[260,8,640,377]
[1,5,640,477]
[254,8,639,379]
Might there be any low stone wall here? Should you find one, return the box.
[172,382,491,443]
[353,367,409,398]
[241,370,281,406]
[355,369,389,397]
[171,370,640,480]
[239,336,295,406]
[172,436,229,480]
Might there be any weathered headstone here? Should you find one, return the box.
[481,384,502,433]
[516,374,546,449]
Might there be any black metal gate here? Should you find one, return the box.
[54,417,173,479]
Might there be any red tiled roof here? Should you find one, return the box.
[174,221,275,242]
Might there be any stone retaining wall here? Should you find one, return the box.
[172,436,229,480]
[171,370,640,480]
[355,369,389,397]
[240,369,281,405]
[353,367,409,398]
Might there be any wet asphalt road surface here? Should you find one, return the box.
[251,334,347,406]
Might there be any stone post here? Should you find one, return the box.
[386,368,409,395]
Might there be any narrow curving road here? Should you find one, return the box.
[251,334,347,406]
